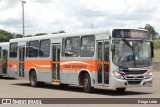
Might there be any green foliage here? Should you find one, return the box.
[52,32,59,34]
[15,34,23,38]
[0,29,29,42]
[144,24,159,39]
[154,49,160,59]
[154,39,160,59]
[26,35,32,37]
[52,30,66,34]
[0,29,14,42]
[35,33,48,36]
[58,30,66,33]
[154,39,160,49]
[0,29,51,43]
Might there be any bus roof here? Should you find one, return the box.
[0,42,9,50]
[9,28,147,43]
[9,28,109,43]
[0,42,9,46]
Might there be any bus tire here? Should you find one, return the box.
[0,76,2,78]
[83,73,94,93]
[116,88,126,93]
[60,84,69,87]
[38,82,45,87]
[30,71,38,87]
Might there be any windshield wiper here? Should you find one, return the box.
[122,38,132,49]
[122,38,136,67]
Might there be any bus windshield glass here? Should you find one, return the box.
[112,40,152,68]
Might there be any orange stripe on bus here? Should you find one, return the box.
[8,60,110,72]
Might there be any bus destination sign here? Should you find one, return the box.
[112,29,149,39]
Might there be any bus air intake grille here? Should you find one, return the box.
[125,70,147,75]
[127,81,141,85]
[124,75,144,80]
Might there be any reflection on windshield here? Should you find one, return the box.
[113,40,152,68]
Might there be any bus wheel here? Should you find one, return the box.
[30,71,38,87]
[83,73,94,93]
[60,84,69,87]
[38,82,45,87]
[116,88,126,93]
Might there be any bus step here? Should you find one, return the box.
[52,82,60,85]
[95,85,109,89]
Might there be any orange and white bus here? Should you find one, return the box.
[0,42,9,77]
[7,28,153,93]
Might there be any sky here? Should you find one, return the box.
[0,0,160,35]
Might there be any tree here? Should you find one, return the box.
[35,33,48,36]
[0,29,35,42]
[144,24,159,39]
[15,34,23,38]
[0,29,14,42]
[58,30,66,33]
[26,35,32,37]
[52,30,66,34]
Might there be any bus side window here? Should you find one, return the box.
[62,38,65,57]
[80,35,95,57]
[39,39,50,57]
[28,41,39,57]
[26,42,28,57]
[9,43,18,58]
[65,37,80,57]
[2,50,8,72]
[0,47,1,59]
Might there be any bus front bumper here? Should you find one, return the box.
[110,76,153,89]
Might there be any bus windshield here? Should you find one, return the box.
[112,40,152,68]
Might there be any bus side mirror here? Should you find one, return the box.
[151,42,154,58]
[111,44,115,52]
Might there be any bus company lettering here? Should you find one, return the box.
[63,65,86,69]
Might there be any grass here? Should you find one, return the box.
[154,39,160,59]
[153,39,160,71]
[153,70,160,72]
[154,49,160,59]
[154,39,160,49]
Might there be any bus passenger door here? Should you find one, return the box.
[2,50,8,74]
[18,46,25,77]
[97,40,110,85]
[0,47,2,74]
[52,44,61,81]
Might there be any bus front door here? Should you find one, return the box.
[52,44,60,81]
[18,46,25,77]
[97,40,110,85]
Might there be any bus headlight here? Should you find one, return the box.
[144,70,152,79]
[113,70,124,79]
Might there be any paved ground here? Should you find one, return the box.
[0,72,160,107]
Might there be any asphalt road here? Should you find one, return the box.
[0,72,160,107]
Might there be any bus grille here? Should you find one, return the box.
[127,81,141,85]
[124,75,144,80]
[124,70,147,75]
